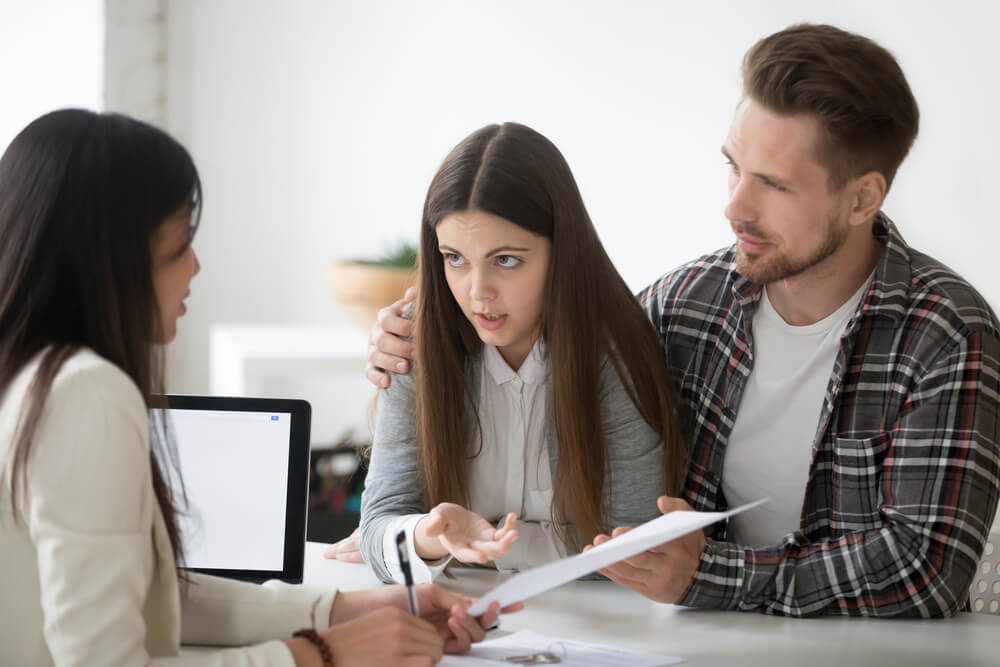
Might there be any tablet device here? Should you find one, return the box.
[151,395,311,583]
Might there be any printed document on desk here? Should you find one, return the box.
[438,631,682,666]
[468,499,766,616]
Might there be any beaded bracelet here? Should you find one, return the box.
[292,628,334,667]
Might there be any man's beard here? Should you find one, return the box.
[733,212,848,285]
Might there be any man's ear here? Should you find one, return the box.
[849,171,887,227]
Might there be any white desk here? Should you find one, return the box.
[302,542,1000,667]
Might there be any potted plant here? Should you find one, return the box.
[329,241,418,330]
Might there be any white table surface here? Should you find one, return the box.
[303,542,1000,667]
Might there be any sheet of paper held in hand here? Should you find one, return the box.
[437,630,683,666]
[467,499,766,616]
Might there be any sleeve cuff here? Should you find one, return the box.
[381,514,451,584]
[312,589,337,632]
[677,538,746,610]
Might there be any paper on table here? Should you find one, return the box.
[437,630,682,666]
[467,499,765,616]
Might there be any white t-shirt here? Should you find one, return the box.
[723,274,873,547]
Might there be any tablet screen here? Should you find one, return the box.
[152,396,311,583]
[169,409,290,570]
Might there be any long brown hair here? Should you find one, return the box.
[415,122,686,549]
[0,109,201,565]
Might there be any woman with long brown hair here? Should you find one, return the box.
[357,123,687,583]
[0,109,508,667]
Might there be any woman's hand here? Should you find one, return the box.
[412,584,522,653]
[322,527,364,563]
[321,605,444,667]
[415,503,519,563]
[327,584,524,658]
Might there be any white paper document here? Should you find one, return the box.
[467,499,765,616]
[438,630,682,666]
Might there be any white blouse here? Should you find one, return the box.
[381,340,567,583]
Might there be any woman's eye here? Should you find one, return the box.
[445,253,466,267]
[496,255,521,268]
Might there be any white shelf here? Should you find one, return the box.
[210,324,369,395]
[210,324,373,446]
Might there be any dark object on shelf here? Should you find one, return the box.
[306,441,368,543]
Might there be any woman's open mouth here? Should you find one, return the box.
[475,313,507,330]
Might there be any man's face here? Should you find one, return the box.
[722,98,854,285]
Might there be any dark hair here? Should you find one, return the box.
[0,109,201,565]
[743,23,919,191]
[414,122,687,549]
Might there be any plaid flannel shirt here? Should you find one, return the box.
[639,212,1000,617]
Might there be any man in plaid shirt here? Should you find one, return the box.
[587,24,1000,617]
[365,24,1000,617]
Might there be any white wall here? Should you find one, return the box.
[0,1,104,150]
[163,1,1000,420]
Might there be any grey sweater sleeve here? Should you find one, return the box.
[358,368,424,583]
[599,357,667,531]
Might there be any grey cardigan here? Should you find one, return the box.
[359,353,667,583]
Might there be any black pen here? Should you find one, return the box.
[395,530,420,616]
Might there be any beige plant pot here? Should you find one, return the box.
[329,261,417,330]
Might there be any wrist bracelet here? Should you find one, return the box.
[293,628,333,667]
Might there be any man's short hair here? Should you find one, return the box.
[743,24,919,191]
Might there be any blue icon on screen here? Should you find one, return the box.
[270,415,279,421]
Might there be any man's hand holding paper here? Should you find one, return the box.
[466,499,764,616]
[586,496,707,604]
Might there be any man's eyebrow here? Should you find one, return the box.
[721,146,793,187]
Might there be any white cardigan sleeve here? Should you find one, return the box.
[180,573,336,646]
[24,357,331,666]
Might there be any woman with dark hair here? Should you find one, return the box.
[0,109,508,667]
[354,123,688,583]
